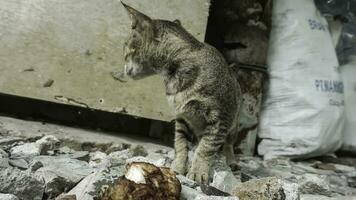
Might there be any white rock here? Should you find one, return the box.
[211,170,241,194]
[31,155,93,183]
[10,143,39,159]
[89,151,107,167]
[67,165,124,200]
[194,195,239,200]
[0,193,19,200]
[125,155,167,167]
[10,135,60,159]
[180,185,204,200]
[300,194,356,200]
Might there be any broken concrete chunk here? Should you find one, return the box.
[106,143,131,154]
[0,137,23,147]
[232,177,299,200]
[34,168,76,199]
[177,174,199,189]
[30,155,93,183]
[66,151,90,162]
[10,143,40,159]
[200,184,231,196]
[293,174,332,196]
[30,155,93,198]
[211,170,241,194]
[130,145,148,157]
[58,146,74,154]
[0,193,19,200]
[67,165,124,200]
[0,167,44,200]
[89,151,107,167]
[0,158,10,168]
[9,158,28,169]
[0,149,8,158]
[10,135,60,159]
[35,135,61,154]
[180,185,204,200]
[55,194,77,200]
[194,195,239,200]
[300,194,356,200]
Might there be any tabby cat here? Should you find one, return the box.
[120,2,241,184]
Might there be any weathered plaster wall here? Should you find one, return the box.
[0,0,210,121]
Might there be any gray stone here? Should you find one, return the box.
[0,158,10,168]
[232,177,299,200]
[35,135,61,155]
[333,164,356,174]
[106,143,130,154]
[0,149,8,158]
[55,194,77,200]
[34,169,74,199]
[130,145,148,157]
[10,135,60,159]
[211,170,241,194]
[293,163,335,176]
[180,185,204,200]
[194,195,239,200]
[0,193,19,200]
[200,184,231,196]
[89,151,107,167]
[67,165,124,200]
[106,149,132,167]
[10,143,39,159]
[0,137,23,147]
[293,174,332,196]
[58,146,74,154]
[125,155,168,167]
[30,155,94,183]
[177,174,199,189]
[300,194,356,200]
[146,152,170,167]
[0,167,44,200]
[9,158,28,169]
[68,151,90,162]
[30,155,93,198]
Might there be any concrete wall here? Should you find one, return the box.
[0,0,210,121]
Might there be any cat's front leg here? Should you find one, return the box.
[171,119,189,175]
[187,125,227,184]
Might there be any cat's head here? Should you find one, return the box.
[121,2,182,80]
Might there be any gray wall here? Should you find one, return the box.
[0,0,210,121]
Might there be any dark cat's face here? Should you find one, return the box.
[122,3,156,80]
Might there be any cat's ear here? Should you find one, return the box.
[173,19,181,26]
[121,1,152,31]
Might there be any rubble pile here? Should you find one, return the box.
[1,132,356,200]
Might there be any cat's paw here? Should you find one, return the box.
[228,161,240,171]
[187,164,210,184]
[171,159,187,175]
[227,158,240,171]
